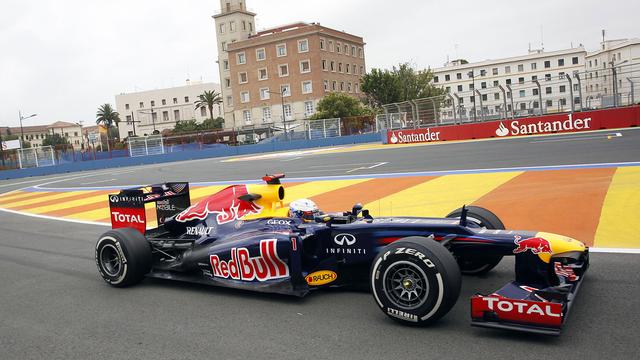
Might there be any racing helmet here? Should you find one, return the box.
[289,199,321,222]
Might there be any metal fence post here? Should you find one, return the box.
[533,80,543,115]
[447,94,456,124]
[474,89,483,121]
[574,72,583,111]
[506,85,515,118]
[498,85,508,119]
[430,98,439,126]
[565,74,575,113]
[453,94,462,124]
[628,78,635,104]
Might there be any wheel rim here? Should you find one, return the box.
[383,261,429,310]
[100,244,122,277]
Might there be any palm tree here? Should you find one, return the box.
[96,103,121,151]
[194,90,223,127]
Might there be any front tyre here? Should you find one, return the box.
[370,236,461,326]
[95,228,152,287]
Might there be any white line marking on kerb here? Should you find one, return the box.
[346,162,388,173]
[0,207,110,227]
[531,132,623,143]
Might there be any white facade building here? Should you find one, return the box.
[432,47,586,121]
[115,81,223,139]
[584,38,640,108]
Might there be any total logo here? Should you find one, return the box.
[111,211,145,224]
[209,239,289,282]
[494,114,592,137]
[480,297,561,318]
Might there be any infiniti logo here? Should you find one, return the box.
[334,233,356,246]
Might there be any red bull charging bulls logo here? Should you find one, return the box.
[175,185,262,224]
[209,239,289,282]
[513,236,552,255]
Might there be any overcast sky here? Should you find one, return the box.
[1,0,638,127]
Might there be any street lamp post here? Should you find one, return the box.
[268,88,288,141]
[609,60,628,107]
[468,70,477,122]
[18,111,37,148]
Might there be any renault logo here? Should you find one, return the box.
[334,233,356,246]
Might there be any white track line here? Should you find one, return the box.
[0,207,109,227]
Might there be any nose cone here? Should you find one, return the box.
[535,231,587,263]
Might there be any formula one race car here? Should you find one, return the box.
[96,174,589,335]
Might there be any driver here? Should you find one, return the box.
[289,199,321,222]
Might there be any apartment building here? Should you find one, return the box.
[213,1,366,131]
[0,121,83,148]
[115,80,222,139]
[584,38,640,107]
[432,47,586,119]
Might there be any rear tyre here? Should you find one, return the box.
[447,206,505,275]
[370,236,461,326]
[95,228,152,287]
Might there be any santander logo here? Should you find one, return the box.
[390,132,399,144]
[496,123,509,137]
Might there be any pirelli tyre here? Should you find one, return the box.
[95,228,152,287]
[371,236,461,326]
[447,206,505,275]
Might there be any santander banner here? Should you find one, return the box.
[386,106,640,145]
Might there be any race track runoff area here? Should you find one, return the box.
[0,164,638,249]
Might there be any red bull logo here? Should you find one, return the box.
[513,236,552,255]
[209,239,289,282]
[175,185,263,224]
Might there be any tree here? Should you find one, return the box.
[194,90,223,127]
[173,120,201,134]
[309,92,374,120]
[201,117,224,130]
[42,133,69,147]
[96,103,121,150]
[361,62,446,108]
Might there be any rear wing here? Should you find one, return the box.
[108,182,191,234]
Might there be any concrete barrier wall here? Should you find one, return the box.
[383,106,640,144]
[0,132,381,180]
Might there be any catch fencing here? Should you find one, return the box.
[381,60,640,130]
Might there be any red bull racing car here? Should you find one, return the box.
[96,174,589,335]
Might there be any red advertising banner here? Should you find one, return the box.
[386,106,640,145]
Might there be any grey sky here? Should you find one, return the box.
[1,0,638,127]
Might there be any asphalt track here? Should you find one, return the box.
[1,129,640,359]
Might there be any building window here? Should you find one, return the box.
[298,39,309,53]
[324,80,329,91]
[573,84,579,92]
[283,104,292,119]
[348,82,352,92]
[533,88,539,96]
[221,42,227,51]
[338,63,343,73]
[350,45,355,56]
[300,60,311,73]
[493,80,499,86]
[256,48,266,61]
[336,42,341,53]
[258,68,268,80]
[494,93,500,100]
[505,66,511,74]
[360,66,364,75]
[332,81,337,91]
[243,110,252,125]
[125,104,130,110]
[320,38,325,50]
[304,101,314,116]
[126,115,132,123]
[162,111,169,121]
[184,96,189,103]
[330,61,335,72]
[225,78,231,87]
[329,41,334,52]
[200,107,207,117]
[559,85,566,93]
[545,74,551,81]
[240,91,250,103]
[544,60,551,68]
[237,52,246,64]
[321,60,327,71]
[456,73,462,80]
[532,75,537,81]
[262,107,272,122]
[480,69,486,76]
[482,94,488,101]
[572,57,579,65]
[276,44,287,57]
[281,84,291,97]
[279,64,289,77]
[519,90,525,98]
[457,85,463,92]
[229,21,236,32]
[355,82,360,94]
[260,88,270,100]
[173,98,178,104]
[359,47,363,58]
[560,98,567,106]
[242,20,246,31]
[558,58,565,66]
[227,96,233,106]
[174,110,180,121]
[531,62,537,70]
[344,44,348,54]
[161,99,166,105]
[150,100,155,107]
[545,87,552,94]
[492,68,498,75]
[506,79,511,85]
[518,77,524,84]
[481,82,487,89]
[219,23,225,34]
[445,74,451,81]
[302,81,312,94]
[517,64,524,72]
[346,64,351,74]
[139,102,144,108]
[469,83,474,91]
[340,82,344,91]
